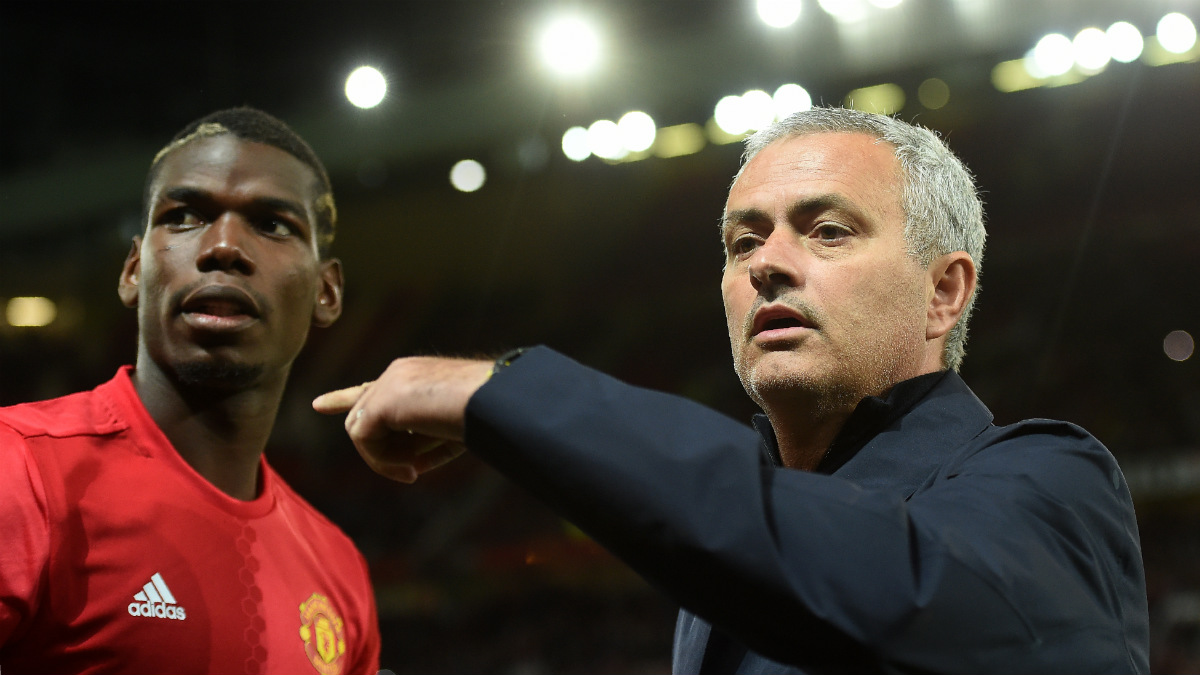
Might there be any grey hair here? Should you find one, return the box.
[735,107,986,371]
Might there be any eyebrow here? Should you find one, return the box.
[160,186,311,225]
[722,193,865,233]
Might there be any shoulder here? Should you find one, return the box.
[918,372,1117,474]
[947,417,1131,514]
[0,376,128,441]
[968,417,1114,466]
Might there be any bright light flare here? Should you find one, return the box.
[1157,13,1197,54]
[772,83,812,119]
[715,89,784,135]
[6,296,56,327]
[344,66,387,109]
[449,160,486,192]
[714,95,750,136]
[757,0,802,28]
[538,16,601,76]
[817,0,868,23]
[562,126,591,161]
[1107,22,1144,63]
[741,90,775,131]
[617,111,656,152]
[1072,27,1111,73]
[587,119,625,160]
[1029,33,1074,77]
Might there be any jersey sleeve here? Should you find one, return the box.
[349,549,381,675]
[0,424,51,646]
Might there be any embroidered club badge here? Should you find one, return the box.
[299,592,347,675]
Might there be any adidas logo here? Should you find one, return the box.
[127,572,187,621]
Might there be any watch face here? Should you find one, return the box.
[494,347,527,373]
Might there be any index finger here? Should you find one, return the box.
[312,383,371,414]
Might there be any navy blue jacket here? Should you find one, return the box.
[465,346,1149,673]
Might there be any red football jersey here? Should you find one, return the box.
[0,367,381,675]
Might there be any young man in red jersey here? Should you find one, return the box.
[0,108,381,675]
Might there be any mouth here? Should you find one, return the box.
[178,285,261,330]
[751,304,815,339]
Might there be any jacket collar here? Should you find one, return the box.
[754,370,994,497]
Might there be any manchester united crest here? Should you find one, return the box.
[299,593,347,675]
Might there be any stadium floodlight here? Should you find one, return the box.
[818,0,868,23]
[1107,22,1144,63]
[587,119,625,160]
[1030,33,1074,77]
[562,126,591,161]
[773,83,812,120]
[757,0,802,29]
[1072,27,1111,73]
[538,15,601,77]
[617,111,657,153]
[1157,13,1197,54]
[345,66,387,109]
[449,160,486,193]
[741,90,776,131]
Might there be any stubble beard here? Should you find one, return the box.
[735,326,923,421]
[173,359,265,390]
[727,271,930,422]
[738,354,863,419]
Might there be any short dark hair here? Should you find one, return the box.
[142,107,337,257]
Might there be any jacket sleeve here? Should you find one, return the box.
[0,424,51,647]
[463,346,1147,673]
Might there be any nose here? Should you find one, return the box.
[195,214,256,275]
[747,233,799,292]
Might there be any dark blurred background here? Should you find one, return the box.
[2,1,1198,672]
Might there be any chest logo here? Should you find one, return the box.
[299,592,347,675]
[127,572,187,621]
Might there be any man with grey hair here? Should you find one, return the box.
[316,107,1148,673]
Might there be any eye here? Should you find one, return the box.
[161,208,205,230]
[259,218,298,237]
[727,232,763,258]
[812,222,851,242]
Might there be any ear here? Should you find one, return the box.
[925,251,976,341]
[312,258,345,328]
[117,237,142,308]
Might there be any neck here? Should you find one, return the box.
[761,389,862,471]
[132,355,287,501]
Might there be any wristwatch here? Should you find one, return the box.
[490,347,527,378]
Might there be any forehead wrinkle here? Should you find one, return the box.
[725,133,907,247]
